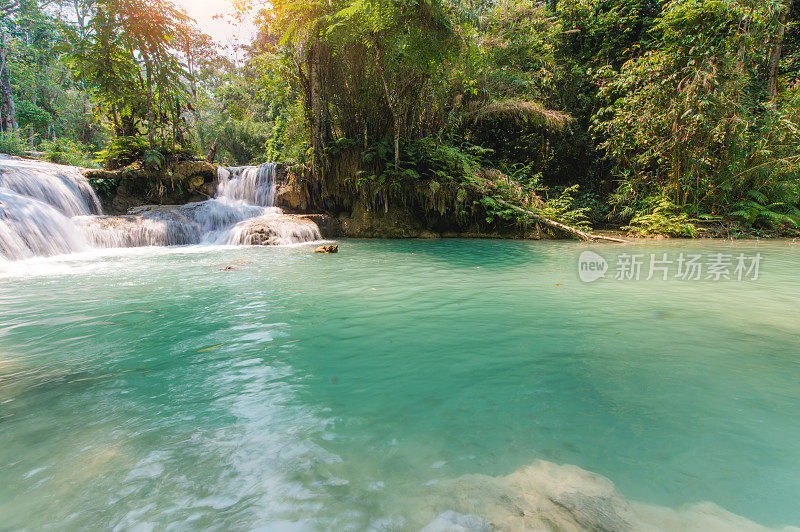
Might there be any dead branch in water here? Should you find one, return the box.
[493,198,630,243]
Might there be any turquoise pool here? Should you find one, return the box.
[1,240,798,530]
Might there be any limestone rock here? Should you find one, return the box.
[85,160,217,215]
[274,165,313,213]
[417,461,800,532]
[297,214,344,238]
[226,214,322,246]
[420,511,493,532]
[314,245,339,254]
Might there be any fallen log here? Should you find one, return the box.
[493,198,630,243]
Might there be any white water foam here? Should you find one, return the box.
[0,188,90,260]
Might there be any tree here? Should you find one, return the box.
[768,0,795,99]
[64,0,198,147]
[0,0,23,132]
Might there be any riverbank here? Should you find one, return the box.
[3,153,797,242]
[63,156,797,242]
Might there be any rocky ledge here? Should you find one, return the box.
[85,161,218,215]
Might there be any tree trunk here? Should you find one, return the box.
[768,0,794,100]
[308,39,325,171]
[74,0,88,38]
[737,14,750,72]
[373,42,400,167]
[186,41,203,150]
[0,29,18,133]
[136,37,156,146]
[393,121,400,167]
[110,103,121,136]
[206,139,218,163]
[145,60,155,146]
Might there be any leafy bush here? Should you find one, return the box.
[95,136,150,170]
[624,196,697,237]
[95,137,194,170]
[731,188,800,229]
[540,185,591,230]
[360,137,487,186]
[480,196,521,224]
[86,173,119,197]
[40,137,96,167]
[573,191,612,224]
[15,100,52,133]
[143,149,166,170]
[0,131,26,156]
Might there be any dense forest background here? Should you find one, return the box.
[1,0,799,236]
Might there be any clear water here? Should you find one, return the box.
[0,240,798,530]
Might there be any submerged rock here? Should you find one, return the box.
[419,461,799,532]
[420,511,493,532]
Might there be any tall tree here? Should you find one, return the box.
[0,0,21,131]
[768,0,795,99]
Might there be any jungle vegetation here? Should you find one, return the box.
[1,0,799,236]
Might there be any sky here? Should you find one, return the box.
[173,0,257,48]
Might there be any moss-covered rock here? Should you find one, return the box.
[85,160,217,215]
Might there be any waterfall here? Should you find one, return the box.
[216,165,277,207]
[0,156,101,216]
[0,157,322,262]
[0,156,97,260]
[188,164,321,245]
[76,210,202,249]
[0,189,90,260]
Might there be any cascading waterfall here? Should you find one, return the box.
[0,189,90,260]
[0,157,321,262]
[0,156,101,217]
[0,156,99,261]
[216,165,277,207]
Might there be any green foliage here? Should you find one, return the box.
[15,100,52,132]
[594,0,800,231]
[480,196,519,224]
[95,136,150,170]
[94,135,195,170]
[624,196,698,237]
[360,137,485,186]
[63,0,198,145]
[573,191,612,223]
[539,185,591,230]
[731,188,800,228]
[40,138,97,168]
[143,149,166,170]
[0,132,26,156]
[211,118,273,166]
[86,174,120,197]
